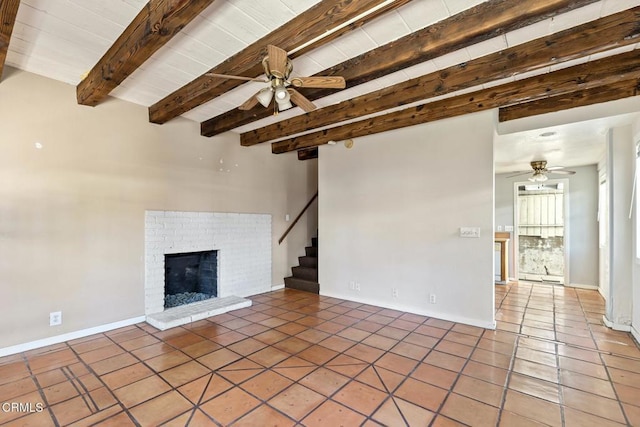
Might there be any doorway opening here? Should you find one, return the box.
[514,181,568,285]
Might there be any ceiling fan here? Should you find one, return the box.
[206,45,346,114]
[507,160,576,182]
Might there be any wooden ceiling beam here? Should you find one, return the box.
[499,79,640,122]
[201,0,599,137]
[77,0,217,106]
[0,0,20,81]
[242,7,640,146]
[271,49,640,154]
[148,0,413,124]
[298,148,319,161]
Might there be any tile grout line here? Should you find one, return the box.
[553,285,566,427]
[69,325,154,426]
[495,282,525,426]
[20,351,61,427]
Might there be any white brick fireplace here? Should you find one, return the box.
[144,211,271,315]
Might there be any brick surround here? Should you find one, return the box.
[144,211,271,315]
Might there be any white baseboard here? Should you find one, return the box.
[566,283,598,290]
[271,284,285,291]
[0,316,146,358]
[602,315,632,332]
[320,291,496,330]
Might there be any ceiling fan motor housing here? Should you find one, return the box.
[530,160,548,172]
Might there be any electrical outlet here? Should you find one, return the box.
[49,311,62,326]
[429,294,437,304]
[497,225,503,231]
[355,283,361,291]
[392,287,398,298]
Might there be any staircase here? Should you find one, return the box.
[284,236,319,294]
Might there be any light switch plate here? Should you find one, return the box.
[460,227,481,238]
[505,225,514,232]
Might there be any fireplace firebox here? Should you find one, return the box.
[164,250,218,308]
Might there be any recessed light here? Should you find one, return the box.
[539,131,556,138]
[34,142,43,149]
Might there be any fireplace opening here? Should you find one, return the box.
[164,250,217,308]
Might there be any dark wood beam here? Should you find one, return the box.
[242,7,640,146]
[499,79,640,122]
[271,49,640,153]
[0,0,20,81]
[298,148,318,161]
[77,0,216,106]
[149,0,413,124]
[201,0,599,137]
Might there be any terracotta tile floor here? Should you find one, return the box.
[1,282,639,426]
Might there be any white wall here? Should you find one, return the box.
[0,68,317,350]
[605,126,634,329]
[318,111,496,329]
[630,121,640,342]
[495,165,599,287]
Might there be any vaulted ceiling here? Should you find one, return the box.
[2,0,640,169]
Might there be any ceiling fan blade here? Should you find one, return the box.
[505,171,532,178]
[548,170,576,175]
[238,93,261,111]
[288,89,316,113]
[206,73,268,83]
[290,76,346,89]
[267,45,288,78]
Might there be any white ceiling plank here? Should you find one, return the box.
[361,11,411,45]
[549,2,601,34]
[67,0,143,26]
[277,0,323,14]
[180,16,248,58]
[548,56,590,72]
[431,49,471,70]
[303,44,350,70]
[400,60,438,79]
[199,1,271,45]
[396,0,450,31]
[600,0,640,16]
[329,29,379,58]
[289,56,324,79]
[33,3,123,43]
[588,44,636,61]
[228,0,296,30]
[466,35,509,59]
[164,34,228,69]
[505,19,550,48]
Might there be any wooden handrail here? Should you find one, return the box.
[278,192,318,245]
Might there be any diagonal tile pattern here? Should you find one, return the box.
[0,282,639,426]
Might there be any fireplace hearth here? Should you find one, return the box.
[164,250,217,308]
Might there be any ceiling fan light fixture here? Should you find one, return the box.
[274,85,290,102]
[256,87,273,108]
[277,99,293,111]
[274,86,292,111]
[529,171,548,182]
